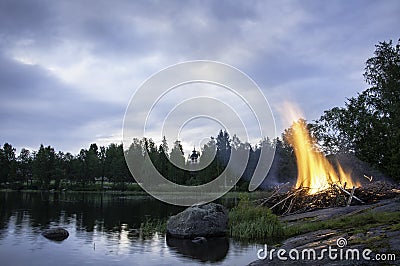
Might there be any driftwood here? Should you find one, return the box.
[256,181,399,215]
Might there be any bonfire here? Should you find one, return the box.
[287,119,360,195]
[257,104,399,215]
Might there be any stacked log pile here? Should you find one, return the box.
[255,181,400,215]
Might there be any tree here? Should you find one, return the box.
[157,136,169,178]
[144,138,158,163]
[78,148,89,185]
[195,137,218,185]
[125,138,146,184]
[0,143,17,184]
[17,148,33,188]
[274,137,296,183]
[70,155,84,184]
[99,146,107,188]
[54,151,68,190]
[216,130,231,173]
[312,40,400,179]
[87,143,99,182]
[169,140,185,184]
[231,135,252,188]
[310,107,354,154]
[63,152,74,181]
[105,143,130,188]
[33,144,56,189]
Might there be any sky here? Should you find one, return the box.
[0,0,399,156]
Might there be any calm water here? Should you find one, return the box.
[0,191,265,266]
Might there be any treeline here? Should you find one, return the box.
[0,142,130,191]
[0,130,297,191]
[125,131,296,189]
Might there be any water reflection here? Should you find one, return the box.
[0,191,184,232]
[0,191,262,265]
[167,236,229,262]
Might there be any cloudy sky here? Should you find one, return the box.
[0,0,399,155]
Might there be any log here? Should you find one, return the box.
[270,192,295,210]
[270,188,302,210]
[346,186,356,207]
[258,182,291,206]
[334,184,364,204]
[283,195,297,215]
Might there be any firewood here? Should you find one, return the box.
[257,180,398,215]
[363,174,373,182]
[346,186,356,206]
[334,184,364,204]
[258,186,284,206]
[270,189,300,210]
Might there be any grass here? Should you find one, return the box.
[228,193,284,240]
[285,210,400,237]
[390,222,400,231]
[139,218,167,238]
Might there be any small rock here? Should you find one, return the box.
[42,227,69,241]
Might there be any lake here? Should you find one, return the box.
[0,191,265,266]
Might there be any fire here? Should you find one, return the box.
[282,103,360,194]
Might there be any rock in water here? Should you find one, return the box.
[166,203,228,239]
[42,227,69,241]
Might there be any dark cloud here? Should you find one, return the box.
[0,0,60,49]
[40,1,261,60]
[0,52,123,153]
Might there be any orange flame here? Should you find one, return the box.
[281,103,359,194]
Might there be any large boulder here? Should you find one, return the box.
[166,203,228,239]
[42,227,69,241]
